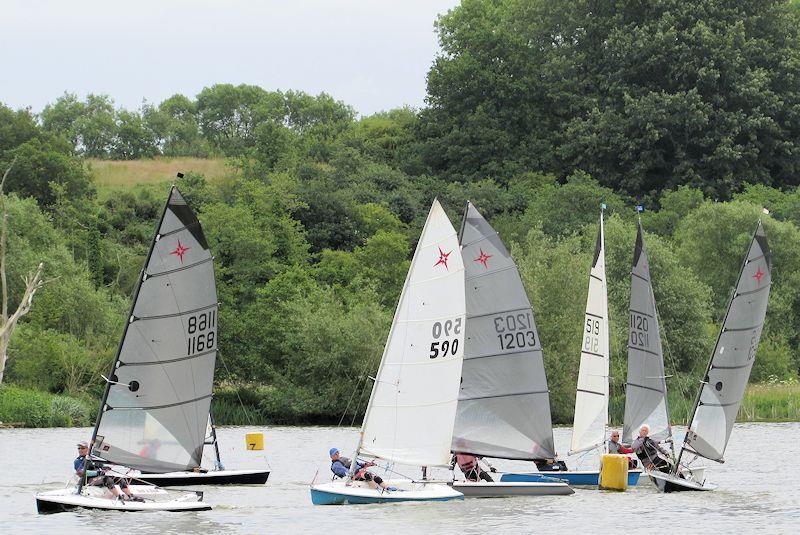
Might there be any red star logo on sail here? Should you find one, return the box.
[474,248,493,269]
[752,266,765,284]
[169,240,190,264]
[433,247,452,270]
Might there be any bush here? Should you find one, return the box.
[0,385,93,427]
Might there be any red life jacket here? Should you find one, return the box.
[455,453,478,472]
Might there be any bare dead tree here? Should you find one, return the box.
[0,157,47,385]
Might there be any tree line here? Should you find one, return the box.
[1,0,800,425]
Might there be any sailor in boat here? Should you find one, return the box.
[533,458,568,472]
[74,441,143,501]
[607,430,638,469]
[631,425,672,473]
[329,448,395,491]
[451,452,495,482]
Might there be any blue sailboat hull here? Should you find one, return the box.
[310,482,464,505]
[500,470,641,487]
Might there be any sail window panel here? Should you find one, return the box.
[119,313,217,365]
[94,397,211,472]
[688,404,728,460]
[465,283,531,321]
[135,265,216,320]
[369,356,464,410]
[108,352,215,409]
[453,394,555,459]
[460,352,545,398]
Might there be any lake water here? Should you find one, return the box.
[2,423,798,534]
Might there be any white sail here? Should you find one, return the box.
[359,199,465,467]
[569,213,610,455]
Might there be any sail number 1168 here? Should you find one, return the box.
[187,309,216,356]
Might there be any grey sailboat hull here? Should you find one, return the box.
[449,480,573,497]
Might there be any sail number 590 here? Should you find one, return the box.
[430,318,461,359]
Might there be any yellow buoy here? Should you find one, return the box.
[599,454,628,491]
[245,432,264,451]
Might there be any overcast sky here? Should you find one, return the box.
[1,0,460,116]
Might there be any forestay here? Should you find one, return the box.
[622,222,671,444]
[452,202,556,460]
[92,186,217,473]
[681,221,771,463]
[359,199,465,468]
[570,214,610,455]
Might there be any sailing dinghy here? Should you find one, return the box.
[96,185,267,487]
[36,186,224,512]
[449,202,572,497]
[310,199,465,505]
[648,221,771,492]
[502,211,640,486]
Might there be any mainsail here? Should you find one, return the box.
[679,221,771,465]
[622,222,671,444]
[569,213,610,455]
[358,199,465,468]
[91,186,217,473]
[452,202,556,460]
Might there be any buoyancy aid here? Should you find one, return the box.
[455,453,478,472]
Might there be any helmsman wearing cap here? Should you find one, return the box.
[328,447,394,491]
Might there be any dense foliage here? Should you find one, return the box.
[2,0,800,426]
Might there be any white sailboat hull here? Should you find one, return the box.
[35,485,211,514]
[310,479,463,505]
[449,480,573,497]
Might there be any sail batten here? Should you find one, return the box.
[91,186,217,473]
[679,221,771,465]
[358,199,465,468]
[452,202,556,461]
[622,222,671,444]
[570,213,610,455]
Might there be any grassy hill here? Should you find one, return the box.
[88,157,229,188]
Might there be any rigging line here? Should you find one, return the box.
[350,336,384,427]
[339,356,372,427]
[216,350,254,426]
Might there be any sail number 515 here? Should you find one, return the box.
[430,318,461,359]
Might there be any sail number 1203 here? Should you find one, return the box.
[187,309,216,355]
[430,317,461,359]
